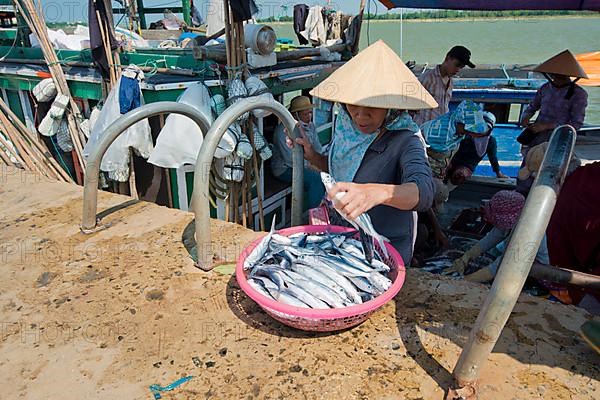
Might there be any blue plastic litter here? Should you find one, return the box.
[149,376,194,399]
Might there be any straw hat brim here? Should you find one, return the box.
[289,104,316,113]
[533,49,589,79]
[310,40,438,110]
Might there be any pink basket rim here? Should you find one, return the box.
[236,225,406,319]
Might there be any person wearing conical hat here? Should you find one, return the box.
[292,40,436,263]
[271,95,325,209]
[517,49,589,195]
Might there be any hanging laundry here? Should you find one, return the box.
[223,153,245,182]
[37,93,69,137]
[119,66,144,114]
[300,6,326,47]
[293,4,309,45]
[229,0,258,23]
[84,73,152,182]
[344,16,360,49]
[326,12,351,41]
[56,119,73,152]
[88,0,118,81]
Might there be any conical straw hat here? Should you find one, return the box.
[309,40,438,110]
[534,50,588,79]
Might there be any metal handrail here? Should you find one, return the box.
[451,125,577,393]
[81,102,211,232]
[191,97,301,270]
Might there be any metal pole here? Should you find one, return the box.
[452,125,576,391]
[400,8,403,59]
[192,96,300,271]
[81,102,211,232]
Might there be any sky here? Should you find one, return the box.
[39,0,384,23]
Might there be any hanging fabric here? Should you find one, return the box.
[300,5,326,46]
[88,0,118,80]
[119,66,144,114]
[229,0,258,23]
[293,4,309,45]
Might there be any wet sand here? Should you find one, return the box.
[1,167,598,399]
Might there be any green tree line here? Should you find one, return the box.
[258,10,595,23]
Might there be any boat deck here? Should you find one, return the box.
[1,167,598,399]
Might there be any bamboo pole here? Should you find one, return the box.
[248,120,265,231]
[352,0,367,55]
[16,0,87,178]
[128,150,139,199]
[0,134,23,166]
[0,143,12,165]
[0,97,72,182]
[245,163,254,230]
[0,99,64,180]
[241,170,248,228]
[0,111,40,173]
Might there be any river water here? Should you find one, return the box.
[272,17,600,124]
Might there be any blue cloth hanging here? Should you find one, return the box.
[119,76,141,115]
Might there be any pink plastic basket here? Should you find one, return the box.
[236,225,406,332]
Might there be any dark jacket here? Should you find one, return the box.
[352,129,434,264]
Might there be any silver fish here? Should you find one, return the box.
[247,278,274,299]
[297,262,363,305]
[252,273,317,308]
[320,172,389,258]
[244,217,277,270]
[256,266,331,309]
[290,262,353,304]
[317,254,391,293]
[348,276,382,296]
[313,254,373,278]
[280,269,346,308]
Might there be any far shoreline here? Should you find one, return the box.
[263,14,600,25]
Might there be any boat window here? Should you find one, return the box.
[509,104,523,124]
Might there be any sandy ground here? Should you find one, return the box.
[1,167,599,399]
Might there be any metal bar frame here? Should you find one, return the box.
[451,125,577,396]
[81,101,211,232]
[191,96,301,271]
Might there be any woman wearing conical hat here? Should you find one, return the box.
[517,49,589,195]
[294,40,436,263]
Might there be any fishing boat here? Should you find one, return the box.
[0,1,599,399]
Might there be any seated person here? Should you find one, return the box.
[421,100,494,209]
[445,190,527,281]
[270,95,325,209]
[543,161,600,315]
[445,111,508,187]
[517,50,588,195]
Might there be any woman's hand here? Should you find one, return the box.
[294,131,316,161]
[327,182,390,220]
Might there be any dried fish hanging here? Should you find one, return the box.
[216,0,272,229]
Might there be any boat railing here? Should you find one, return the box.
[451,124,577,396]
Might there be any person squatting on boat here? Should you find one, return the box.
[445,112,509,187]
[271,95,325,209]
[517,49,588,195]
[414,101,500,254]
[288,40,435,264]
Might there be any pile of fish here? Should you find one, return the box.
[243,222,393,309]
